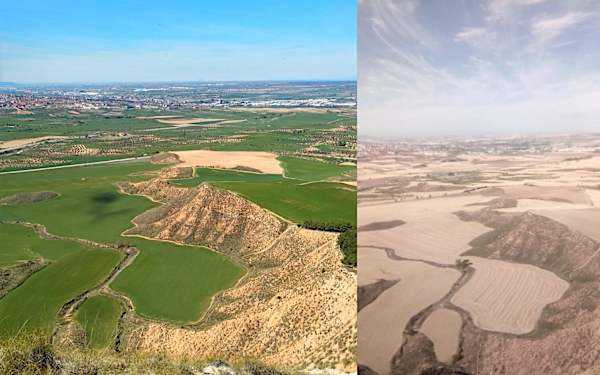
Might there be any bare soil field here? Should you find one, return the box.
[359,136,600,374]
[358,255,460,375]
[452,257,569,334]
[172,150,283,174]
[358,196,490,264]
[419,308,462,363]
[0,136,66,149]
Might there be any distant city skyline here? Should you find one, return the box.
[0,0,356,83]
[359,0,600,137]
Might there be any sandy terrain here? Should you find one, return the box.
[172,150,283,174]
[499,198,592,212]
[419,308,462,363]
[452,257,569,334]
[0,136,66,149]
[359,196,490,264]
[587,189,600,207]
[533,208,600,243]
[358,249,460,375]
[359,138,600,373]
[498,185,592,205]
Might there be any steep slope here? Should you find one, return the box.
[122,179,287,256]
[117,179,356,370]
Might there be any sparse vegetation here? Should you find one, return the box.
[0,333,291,375]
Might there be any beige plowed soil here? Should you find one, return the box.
[358,140,600,374]
[172,150,283,174]
[358,253,460,375]
[0,136,66,149]
[419,308,462,363]
[452,257,568,334]
[359,196,490,264]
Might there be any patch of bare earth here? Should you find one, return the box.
[453,208,600,375]
[0,136,66,149]
[419,308,462,364]
[119,179,356,370]
[172,150,283,174]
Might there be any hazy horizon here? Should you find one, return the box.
[0,1,356,83]
[359,0,600,137]
[0,79,357,86]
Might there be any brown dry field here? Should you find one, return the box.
[172,150,283,174]
[358,136,600,374]
[0,136,66,149]
[452,257,568,334]
[359,196,490,264]
[532,208,600,243]
[419,308,462,363]
[358,251,460,375]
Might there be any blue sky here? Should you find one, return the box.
[0,0,356,83]
[359,0,600,137]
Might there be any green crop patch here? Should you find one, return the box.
[0,162,161,244]
[0,245,122,337]
[171,168,284,187]
[0,162,245,327]
[75,295,122,349]
[279,156,355,181]
[213,181,356,225]
[111,237,244,323]
[0,223,83,266]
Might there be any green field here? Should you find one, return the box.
[169,160,356,225]
[0,107,355,335]
[0,237,122,336]
[0,223,84,266]
[279,156,355,181]
[111,237,244,323]
[75,295,121,348]
[213,181,356,225]
[0,162,245,324]
[0,162,161,244]
[172,168,284,187]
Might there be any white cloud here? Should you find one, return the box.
[487,0,548,22]
[531,12,591,42]
[454,27,497,48]
[359,0,600,137]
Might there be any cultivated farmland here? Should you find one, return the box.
[0,101,357,370]
[359,134,600,374]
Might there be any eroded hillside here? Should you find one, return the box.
[119,177,357,370]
